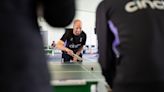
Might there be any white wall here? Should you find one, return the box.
[38,19,66,47]
[39,0,102,48]
[74,11,96,46]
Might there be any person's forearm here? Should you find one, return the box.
[56,40,74,56]
[56,40,66,52]
[56,44,67,52]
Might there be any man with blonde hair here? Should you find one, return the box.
[57,19,87,63]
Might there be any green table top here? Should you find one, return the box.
[49,62,104,86]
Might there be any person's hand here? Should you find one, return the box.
[65,48,74,56]
[73,57,78,62]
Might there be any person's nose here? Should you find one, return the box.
[77,28,81,32]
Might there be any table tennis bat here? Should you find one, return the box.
[72,53,83,61]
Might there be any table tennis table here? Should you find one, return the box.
[48,62,105,92]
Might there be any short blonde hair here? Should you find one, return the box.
[73,19,82,25]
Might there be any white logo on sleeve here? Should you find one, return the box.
[125,0,164,13]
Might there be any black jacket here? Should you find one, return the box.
[96,0,164,92]
[0,0,75,92]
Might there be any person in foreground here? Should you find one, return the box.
[0,0,75,92]
[56,19,86,63]
[96,0,164,92]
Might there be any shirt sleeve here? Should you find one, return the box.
[96,1,116,87]
[60,30,70,42]
[81,32,87,45]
